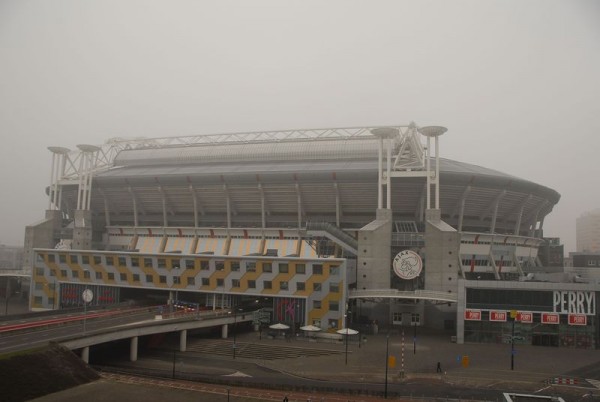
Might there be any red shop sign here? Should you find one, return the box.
[541,313,560,324]
[516,312,533,323]
[464,309,481,321]
[568,314,587,326]
[489,311,507,322]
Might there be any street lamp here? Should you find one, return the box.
[231,306,243,359]
[344,311,350,365]
[384,333,390,399]
[510,315,515,370]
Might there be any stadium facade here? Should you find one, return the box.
[25,124,600,348]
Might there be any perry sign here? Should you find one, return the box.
[393,250,423,280]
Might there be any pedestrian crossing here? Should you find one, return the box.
[587,379,600,389]
[186,339,344,360]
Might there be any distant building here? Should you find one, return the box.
[538,237,564,267]
[576,209,600,252]
[570,252,600,268]
[0,244,24,271]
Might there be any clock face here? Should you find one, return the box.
[82,289,94,303]
[393,250,423,280]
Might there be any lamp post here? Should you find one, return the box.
[4,278,10,316]
[511,316,515,370]
[413,321,417,355]
[384,333,390,399]
[344,311,350,365]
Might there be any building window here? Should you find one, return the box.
[120,273,127,281]
[146,274,153,282]
[248,280,256,289]
[187,277,195,286]
[278,263,289,274]
[49,269,56,277]
[296,282,305,291]
[264,280,272,289]
[246,261,256,272]
[60,269,67,278]
[82,255,90,264]
[231,261,240,272]
[144,258,153,268]
[313,300,322,309]
[262,262,272,273]
[200,260,209,270]
[72,270,79,278]
[588,260,596,266]
[95,272,102,280]
[131,258,139,267]
[393,312,403,324]
[202,278,210,286]
[173,277,181,285]
[411,313,420,325]
[84,270,91,279]
[118,257,127,266]
[59,254,67,264]
[105,256,114,266]
[217,278,224,287]
[329,283,339,293]
[295,264,306,274]
[34,296,43,305]
[232,279,240,288]
[93,256,101,265]
[280,281,289,291]
[132,274,140,282]
[107,272,115,280]
[330,265,340,276]
[35,267,44,276]
[313,282,322,292]
[313,264,323,275]
[70,255,78,264]
[185,259,195,269]
[157,258,166,269]
[329,301,339,311]
[216,261,225,271]
[159,275,167,284]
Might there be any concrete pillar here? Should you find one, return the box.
[81,346,89,363]
[130,336,138,362]
[221,324,228,339]
[179,330,187,352]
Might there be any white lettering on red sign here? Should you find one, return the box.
[541,313,560,324]
[568,314,587,326]
[464,309,481,321]
[490,311,507,322]
[517,312,533,323]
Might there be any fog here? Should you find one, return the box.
[1,0,599,253]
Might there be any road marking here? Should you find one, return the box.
[587,379,600,389]
[223,371,251,377]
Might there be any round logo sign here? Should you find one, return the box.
[82,288,94,303]
[393,250,423,280]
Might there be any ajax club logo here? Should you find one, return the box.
[393,250,423,280]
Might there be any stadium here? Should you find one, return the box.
[25,124,599,348]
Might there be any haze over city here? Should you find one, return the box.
[1,0,599,253]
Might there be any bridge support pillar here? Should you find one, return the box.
[81,346,89,363]
[130,336,138,362]
[221,324,228,339]
[179,330,187,352]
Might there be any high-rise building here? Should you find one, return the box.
[576,209,600,252]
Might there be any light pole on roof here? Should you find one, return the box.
[417,126,447,210]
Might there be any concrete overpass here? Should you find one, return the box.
[2,308,256,363]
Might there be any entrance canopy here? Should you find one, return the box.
[349,289,457,303]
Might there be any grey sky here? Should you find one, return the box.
[1,0,599,253]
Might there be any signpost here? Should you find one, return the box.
[82,288,93,334]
